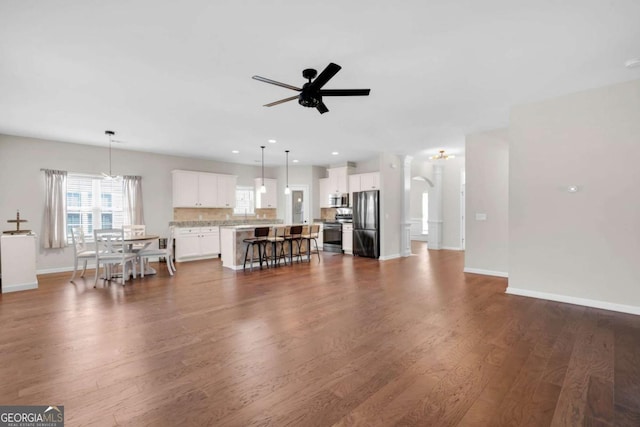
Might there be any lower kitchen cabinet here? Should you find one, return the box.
[174,226,220,261]
[342,223,353,255]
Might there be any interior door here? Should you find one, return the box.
[292,190,304,224]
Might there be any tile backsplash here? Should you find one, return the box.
[173,208,277,221]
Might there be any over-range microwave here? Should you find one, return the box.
[329,193,349,208]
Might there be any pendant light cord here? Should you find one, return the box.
[261,145,265,186]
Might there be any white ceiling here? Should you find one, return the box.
[1,1,639,167]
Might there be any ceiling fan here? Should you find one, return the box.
[252,63,370,114]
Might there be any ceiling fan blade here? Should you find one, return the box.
[319,89,371,96]
[309,63,341,91]
[252,75,301,91]
[316,102,329,114]
[264,95,299,107]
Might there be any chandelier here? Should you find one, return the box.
[430,150,455,160]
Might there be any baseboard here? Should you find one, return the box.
[37,266,79,275]
[2,281,38,293]
[506,287,640,316]
[410,235,428,242]
[464,268,509,278]
[378,253,401,261]
[441,246,463,251]
[37,258,163,275]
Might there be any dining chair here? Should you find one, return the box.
[284,225,304,264]
[93,228,138,287]
[266,225,288,267]
[136,229,176,277]
[70,226,97,282]
[242,227,270,271]
[301,224,321,262]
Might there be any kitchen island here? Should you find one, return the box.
[220,224,312,270]
[170,219,280,263]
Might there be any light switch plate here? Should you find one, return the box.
[475,213,487,221]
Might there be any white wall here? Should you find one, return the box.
[464,128,509,276]
[409,158,465,250]
[440,156,465,250]
[378,153,402,259]
[0,134,277,273]
[508,79,640,312]
[275,164,324,222]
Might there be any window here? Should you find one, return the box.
[234,186,255,215]
[66,174,124,242]
[422,192,429,234]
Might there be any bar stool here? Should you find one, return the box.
[243,227,270,271]
[266,226,288,267]
[284,225,304,264]
[302,224,321,262]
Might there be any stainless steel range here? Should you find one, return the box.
[322,221,343,253]
[323,208,353,253]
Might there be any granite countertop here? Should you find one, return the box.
[170,219,284,227]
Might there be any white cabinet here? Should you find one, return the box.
[172,170,201,207]
[319,178,331,208]
[315,223,324,250]
[1,234,38,293]
[174,226,220,261]
[172,170,237,208]
[328,167,349,194]
[255,178,277,208]
[342,223,353,255]
[217,174,237,208]
[360,172,380,190]
[348,172,380,206]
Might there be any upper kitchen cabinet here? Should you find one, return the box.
[217,174,237,208]
[360,172,380,190]
[328,167,349,194]
[319,178,330,208]
[348,172,380,206]
[172,170,237,208]
[255,178,277,208]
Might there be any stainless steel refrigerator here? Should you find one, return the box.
[353,190,379,258]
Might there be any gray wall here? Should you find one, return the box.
[464,128,509,276]
[0,134,280,273]
[508,79,640,311]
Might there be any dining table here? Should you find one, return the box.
[123,234,159,276]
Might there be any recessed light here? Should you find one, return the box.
[625,58,640,69]
[292,159,299,163]
[331,151,339,155]
[268,139,277,144]
[231,150,239,154]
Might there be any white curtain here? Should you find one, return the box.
[43,169,67,249]
[123,175,145,225]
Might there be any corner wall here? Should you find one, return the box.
[464,129,509,276]
[508,79,640,313]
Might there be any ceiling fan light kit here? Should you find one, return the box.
[252,62,370,114]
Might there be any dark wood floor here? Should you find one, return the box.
[1,242,639,426]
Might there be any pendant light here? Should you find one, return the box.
[284,150,291,195]
[102,130,121,180]
[260,145,267,193]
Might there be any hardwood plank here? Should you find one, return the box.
[0,243,638,426]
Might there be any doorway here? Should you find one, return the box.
[285,185,310,224]
[292,190,304,224]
